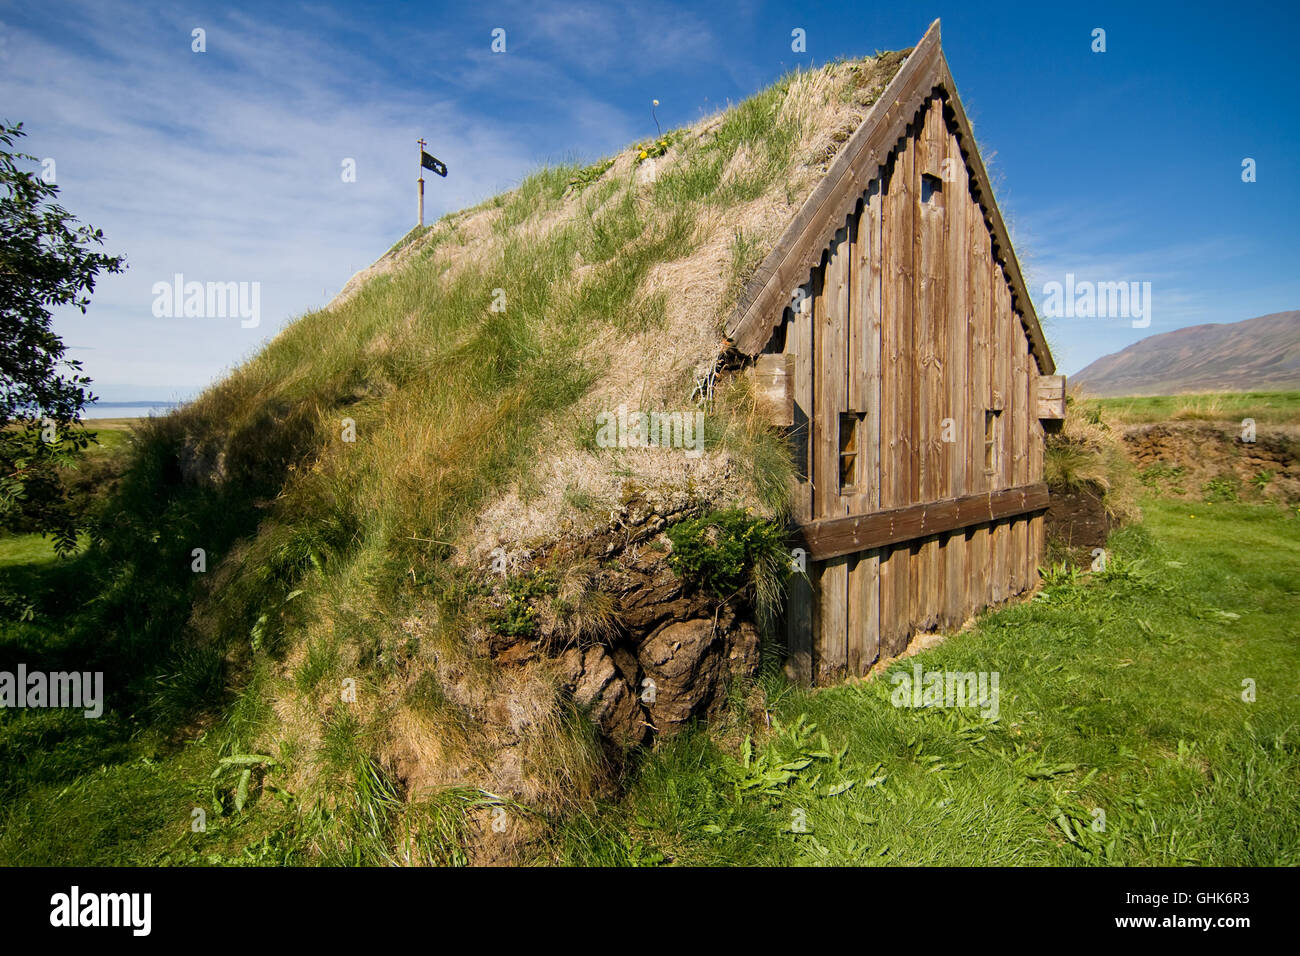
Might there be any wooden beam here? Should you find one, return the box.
[797,483,1050,562]
[1036,374,1066,420]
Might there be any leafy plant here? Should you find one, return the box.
[1202,475,1239,503]
[635,132,677,164]
[0,587,36,622]
[489,571,556,639]
[566,158,614,193]
[1037,561,1081,589]
[665,508,788,605]
[210,753,278,814]
[724,714,862,837]
[1139,462,1187,495]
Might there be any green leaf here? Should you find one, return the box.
[823,780,856,797]
[235,768,251,812]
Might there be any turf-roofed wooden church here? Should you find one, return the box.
[724,20,1066,685]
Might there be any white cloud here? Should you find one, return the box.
[3,0,633,394]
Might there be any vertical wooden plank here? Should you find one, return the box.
[784,268,813,679]
[848,180,884,672]
[833,221,852,517]
[1029,513,1044,589]
[878,545,896,656]
[966,155,991,614]
[882,533,909,658]
[866,548,881,671]
[785,563,814,685]
[815,229,850,521]
[1003,277,1020,598]
[844,206,864,676]
[992,269,1011,490]
[908,537,927,638]
[907,114,924,632]
[989,262,1011,604]
[809,560,822,680]
[883,134,915,515]
[943,113,969,628]
[790,281,815,525]
[812,222,849,679]
[1011,318,1030,594]
[1029,358,1046,484]
[961,527,976,621]
[968,213,990,494]
[1027,356,1045,589]
[851,181,883,518]
[915,99,945,631]
[846,554,861,676]
[892,130,916,512]
[817,556,849,684]
[846,550,881,676]
[847,205,865,416]
[811,255,832,520]
[916,101,944,506]
[879,133,913,656]
[897,127,916,643]
[864,179,883,516]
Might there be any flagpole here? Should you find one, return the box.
[417,137,426,228]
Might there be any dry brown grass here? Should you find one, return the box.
[1046,392,1142,523]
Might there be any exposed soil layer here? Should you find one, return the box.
[1045,484,1114,551]
[486,492,761,750]
[1121,421,1300,503]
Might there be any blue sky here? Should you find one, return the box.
[3,0,1297,401]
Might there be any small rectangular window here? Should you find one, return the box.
[839,412,865,491]
[984,409,1001,474]
[921,173,943,206]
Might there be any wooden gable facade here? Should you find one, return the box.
[726,21,1065,686]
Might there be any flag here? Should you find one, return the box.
[421,151,447,177]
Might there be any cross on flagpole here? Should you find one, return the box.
[417,137,427,228]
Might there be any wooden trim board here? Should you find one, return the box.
[797,483,1050,561]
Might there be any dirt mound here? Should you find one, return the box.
[1046,484,1114,551]
[1122,421,1300,502]
[499,495,762,748]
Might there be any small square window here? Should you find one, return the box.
[921,173,943,206]
[983,409,1001,474]
[839,412,866,491]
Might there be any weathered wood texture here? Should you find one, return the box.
[749,353,795,426]
[768,30,1053,686]
[728,20,1054,377]
[799,484,1049,561]
[1036,374,1066,419]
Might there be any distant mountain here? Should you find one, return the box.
[1073,311,1300,397]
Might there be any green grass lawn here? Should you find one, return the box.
[0,533,63,569]
[1089,390,1300,425]
[2,495,1297,865]
[556,497,1300,866]
[82,420,137,456]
